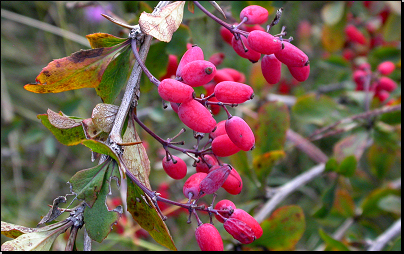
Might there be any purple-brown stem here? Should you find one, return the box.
[131,38,160,87]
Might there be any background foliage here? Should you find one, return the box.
[1,1,401,251]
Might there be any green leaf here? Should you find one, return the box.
[332,189,355,218]
[367,144,396,179]
[252,101,289,155]
[83,161,121,243]
[333,132,368,162]
[81,139,119,162]
[166,24,190,56]
[368,46,401,67]
[37,113,86,146]
[96,45,132,104]
[126,179,176,251]
[321,2,345,26]
[325,157,339,172]
[69,159,113,207]
[313,180,337,218]
[252,205,305,250]
[379,109,401,125]
[86,33,128,48]
[382,13,401,42]
[337,155,357,177]
[292,93,340,126]
[378,195,401,215]
[318,228,350,251]
[141,41,169,91]
[24,40,130,93]
[361,187,401,217]
[321,23,346,53]
[253,150,285,182]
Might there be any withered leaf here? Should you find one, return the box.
[47,109,82,129]
[139,1,186,43]
[37,196,67,227]
[91,103,119,133]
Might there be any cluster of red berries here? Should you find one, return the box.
[353,61,397,104]
[220,5,310,86]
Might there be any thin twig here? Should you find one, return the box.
[286,129,328,164]
[367,218,401,251]
[254,163,325,223]
[1,9,90,47]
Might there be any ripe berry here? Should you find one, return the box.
[170,102,180,113]
[195,154,218,173]
[288,64,310,82]
[244,24,266,32]
[377,77,397,92]
[209,52,225,67]
[195,223,224,251]
[224,218,256,244]
[159,54,178,80]
[221,68,245,83]
[230,209,263,239]
[214,69,235,83]
[158,79,194,103]
[220,26,234,45]
[222,167,243,195]
[377,61,395,76]
[176,45,204,77]
[232,36,261,63]
[162,155,187,180]
[225,116,255,151]
[214,81,254,104]
[180,60,217,87]
[353,69,368,90]
[214,199,236,223]
[375,90,390,102]
[183,172,207,199]
[247,30,283,55]
[240,5,269,25]
[345,24,367,45]
[261,54,282,84]
[210,120,227,140]
[178,100,216,133]
[274,41,309,67]
[199,164,232,196]
[211,134,241,157]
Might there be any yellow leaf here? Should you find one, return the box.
[139,1,186,43]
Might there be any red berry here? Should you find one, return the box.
[240,5,268,25]
[353,69,367,90]
[209,52,225,67]
[222,167,243,195]
[195,155,218,173]
[211,134,241,157]
[225,116,255,151]
[261,54,282,84]
[214,199,236,223]
[288,64,310,82]
[183,172,207,199]
[345,24,367,45]
[377,61,395,76]
[214,69,235,83]
[170,102,180,113]
[232,36,261,63]
[375,90,390,102]
[158,79,194,103]
[210,120,227,140]
[162,155,187,180]
[244,24,265,32]
[159,54,178,80]
[199,164,232,196]
[358,62,371,72]
[221,68,245,83]
[195,223,223,251]
[214,81,254,104]
[220,26,234,45]
[224,218,256,244]
[230,209,263,239]
[180,60,217,87]
[176,45,204,77]
[274,41,309,67]
[247,30,283,55]
[377,77,397,92]
[178,100,216,133]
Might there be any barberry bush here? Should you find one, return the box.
[1,1,401,251]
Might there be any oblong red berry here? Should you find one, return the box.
[210,120,227,140]
[377,77,397,92]
[176,45,204,77]
[225,116,255,151]
[214,69,235,83]
[353,69,367,90]
[195,223,224,251]
[214,199,236,223]
[377,61,395,76]
[345,24,367,45]
[220,26,234,45]
[214,81,254,104]
[158,79,194,103]
[211,134,241,157]
[247,30,283,55]
[162,155,187,180]
[288,64,310,82]
[195,154,218,173]
[232,36,261,63]
[223,218,256,244]
[221,68,245,83]
[178,100,216,133]
[159,54,178,80]
[181,60,217,87]
[240,5,268,25]
[230,209,263,239]
[183,172,207,199]
[261,54,282,84]
[199,164,232,196]
[209,52,225,67]
[170,102,180,113]
[222,167,243,195]
[274,41,309,67]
